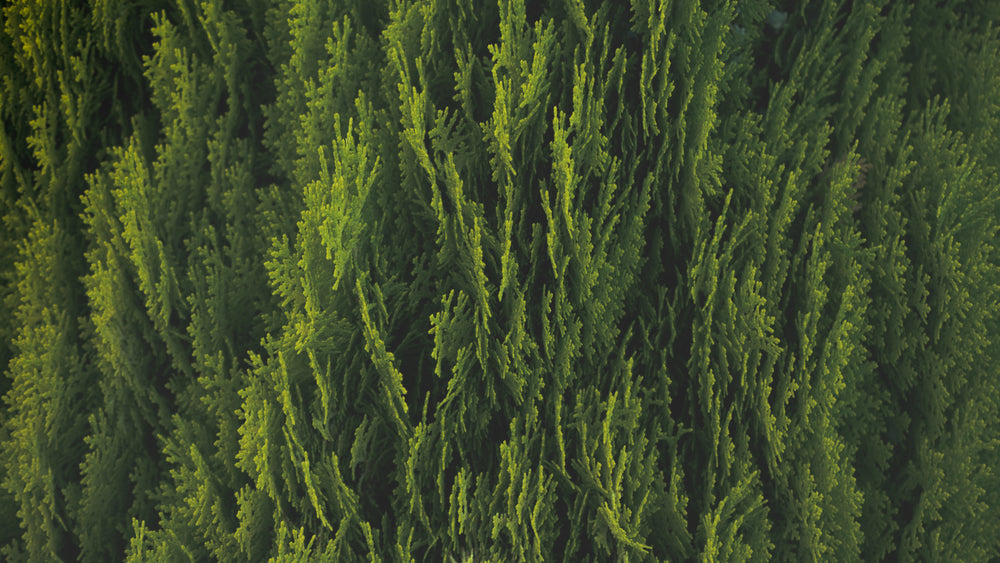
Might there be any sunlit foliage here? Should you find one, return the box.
[1,1,998,561]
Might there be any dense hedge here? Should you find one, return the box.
[1,0,998,561]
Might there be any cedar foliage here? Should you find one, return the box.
[1,0,998,561]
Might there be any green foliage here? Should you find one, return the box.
[2,0,999,561]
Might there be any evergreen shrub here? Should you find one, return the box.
[1,0,998,560]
